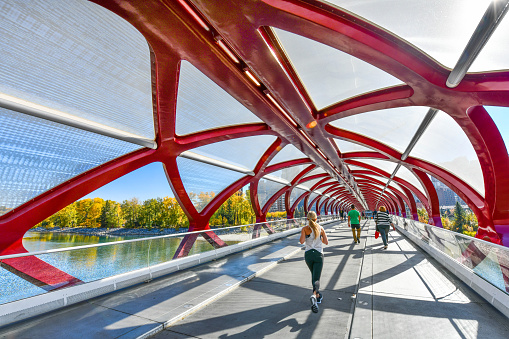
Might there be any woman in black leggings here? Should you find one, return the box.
[299,211,329,313]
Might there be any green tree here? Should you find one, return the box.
[100,200,123,228]
[121,198,141,228]
[452,202,466,233]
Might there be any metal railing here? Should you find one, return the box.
[0,215,341,304]
[392,215,509,295]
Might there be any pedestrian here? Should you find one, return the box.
[300,211,328,313]
[375,206,395,249]
[348,204,361,243]
[343,210,347,222]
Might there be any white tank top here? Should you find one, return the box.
[304,226,325,253]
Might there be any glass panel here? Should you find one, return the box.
[305,167,327,177]
[485,106,509,152]
[0,0,154,138]
[308,192,320,211]
[330,106,429,153]
[0,109,141,215]
[300,177,328,190]
[355,173,388,185]
[429,174,465,208]
[258,178,286,209]
[191,135,277,171]
[470,12,509,72]
[388,181,405,195]
[83,163,174,202]
[394,165,426,195]
[326,0,491,68]
[273,28,403,110]
[393,216,509,295]
[290,187,308,207]
[268,144,308,165]
[409,110,485,196]
[334,138,374,153]
[176,157,245,212]
[269,165,308,183]
[353,158,398,175]
[176,61,263,135]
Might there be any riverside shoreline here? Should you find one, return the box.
[28,226,192,237]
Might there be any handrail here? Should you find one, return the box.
[394,215,509,252]
[0,215,339,260]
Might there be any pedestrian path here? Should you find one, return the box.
[152,220,365,338]
[350,221,509,339]
[0,220,355,339]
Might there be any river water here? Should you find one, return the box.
[1,231,246,304]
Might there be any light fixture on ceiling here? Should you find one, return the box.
[178,0,210,31]
[244,69,261,86]
[264,92,298,127]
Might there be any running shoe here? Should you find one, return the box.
[317,292,323,304]
[310,295,319,313]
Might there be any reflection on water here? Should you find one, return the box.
[1,231,243,305]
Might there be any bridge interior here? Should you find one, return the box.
[1,220,508,338]
[1,0,509,337]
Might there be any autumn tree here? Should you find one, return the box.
[452,202,466,233]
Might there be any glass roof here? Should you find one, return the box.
[409,110,485,196]
[290,187,308,206]
[333,139,373,153]
[326,0,491,68]
[469,8,509,72]
[354,158,398,176]
[394,165,426,196]
[176,61,263,135]
[305,167,327,177]
[0,108,141,214]
[300,177,328,190]
[270,165,307,183]
[268,144,308,166]
[0,0,154,139]
[258,177,286,210]
[330,106,429,153]
[272,28,402,110]
[176,157,245,212]
[190,135,277,171]
[357,173,388,185]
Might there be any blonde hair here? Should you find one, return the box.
[379,206,387,212]
[307,211,319,237]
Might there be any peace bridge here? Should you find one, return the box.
[1,0,509,338]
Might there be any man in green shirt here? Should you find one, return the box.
[348,204,362,243]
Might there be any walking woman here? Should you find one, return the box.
[376,206,395,249]
[300,211,329,313]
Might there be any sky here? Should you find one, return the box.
[82,162,175,203]
[83,106,508,204]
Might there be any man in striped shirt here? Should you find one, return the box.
[375,206,395,249]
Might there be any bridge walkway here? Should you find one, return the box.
[154,220,509,339]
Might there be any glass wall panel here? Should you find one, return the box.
[273,28,402,110]
[470,14,509,72]
[485,106,509,152]
[290,187,308,207]
[356,173,388,185]
[334,139,374,153]
[409,110,485,196]
[0,109,141,215]
[268,144,308,166]
[308,192,320,211]
[394,165,426,195]
[0,0,154,138]
[176,157,245,212]
[176,61,263,135]
[258,178,286,210]
[327,0,490,68]
[300,178,328,190]
[269,165,307,183]
[354,158,397,175]
[191,135,277,171]
[305,167,327,177]
[330,107,429,153]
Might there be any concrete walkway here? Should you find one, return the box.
[351,221,509,339]
[0,220,355,339]
[152,220,366,338]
